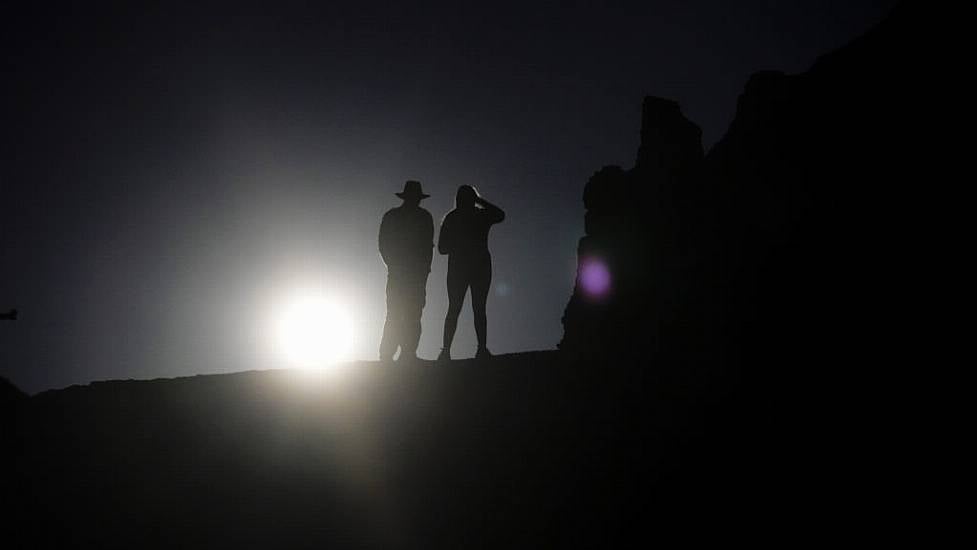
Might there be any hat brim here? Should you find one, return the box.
[396,192,430,199]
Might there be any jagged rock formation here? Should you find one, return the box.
[560,97,704,359]
[561,2,926,390]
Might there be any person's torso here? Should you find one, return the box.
[444,209,493,257]
[383,207,432,271]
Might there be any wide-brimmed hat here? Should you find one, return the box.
[396,180,430,200]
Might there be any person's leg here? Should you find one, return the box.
[401,274,427,358]
[442,265,468,357]
[471,257,492,353]
[379,275,401,361]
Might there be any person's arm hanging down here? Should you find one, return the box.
[378,211,395,267]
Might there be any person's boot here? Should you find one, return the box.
[437,348,451,362]
[475,347,493,360]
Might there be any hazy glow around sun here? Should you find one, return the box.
[275,291,355,368]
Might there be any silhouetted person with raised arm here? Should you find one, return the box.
[438,186,505,360]
[379,181,434,362]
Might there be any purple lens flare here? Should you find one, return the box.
[579,257,611,298]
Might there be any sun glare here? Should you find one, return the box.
[275,291,354,368]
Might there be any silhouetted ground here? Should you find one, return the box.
[6,352,781,548]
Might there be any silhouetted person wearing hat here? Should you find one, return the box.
[438,186,505,360]
[379,181,434,362]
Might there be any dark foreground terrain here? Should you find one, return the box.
[4,351,781,548]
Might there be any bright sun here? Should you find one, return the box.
[275,291,354,367]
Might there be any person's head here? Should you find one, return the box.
[396,180,430,206]
[455,185,477,209]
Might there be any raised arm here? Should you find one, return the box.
[475,195,505,224]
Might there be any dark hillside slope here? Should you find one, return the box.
[9,352,748,548]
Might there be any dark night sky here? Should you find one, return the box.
[2,1,893,393]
